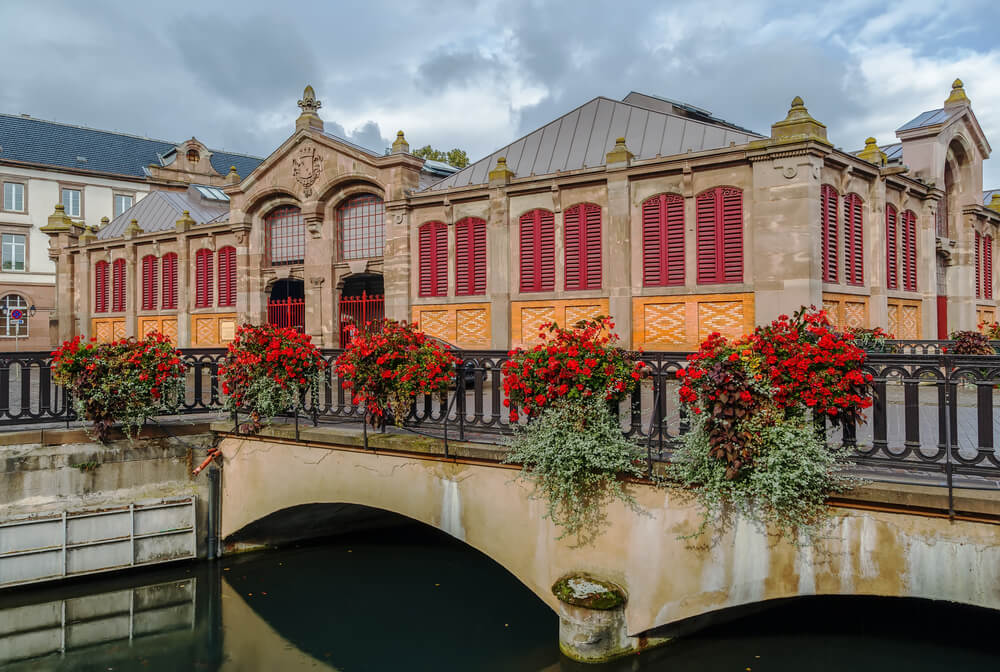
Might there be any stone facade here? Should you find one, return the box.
[48,82,1000,350]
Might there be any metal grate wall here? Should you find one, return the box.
[338,194,385,260]
[266,206,305,266]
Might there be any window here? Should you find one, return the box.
[112,259,126,312]
[162,253,178,310]
[455,217,486,296]
[1,294,28,337]
[418,221,448,297]
[338,194,385,260]
[195,249,213,308]
[901,210,917,292]
[976,231,982,299]
[1,233,25,272]
[94,260,109,313]
[141,255,158,311]
[218,246,236,307]
[519,209,555,292]
[885,205,898,290]
[187,149,200,163]
[3,182,24,212]
[696,187,743,284]
[986,235,994,300]
[564,203,602,291]
[844,193,864,287]
[61,188,81,218]
[114,194,134,218]
[642,193,685,286]
[265,206,305,266]
[821,185,839,283]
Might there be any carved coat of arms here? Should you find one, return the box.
[292,144,323,197]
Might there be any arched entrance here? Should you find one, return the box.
[268,278,305,331]
[339,274,384,346]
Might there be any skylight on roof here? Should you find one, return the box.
[195,185,229,202]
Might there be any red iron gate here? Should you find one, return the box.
[267,298,305,331]
[339,291,384,346]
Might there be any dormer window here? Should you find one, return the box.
[186,149,200,163]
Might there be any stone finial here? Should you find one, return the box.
[857,136,888,166]
[295,85,324,132]
[41,203,77,234]
[770,96,830,145]
[487,156,514,186]
[606,136,634,168]
[175,210,196,233]
[79,224,98,244]
[226,165,241,185]
[391,130,410,154]
[989,192,1000,214]
[99,216,109,229]
[123,218,144,239]
[944,78,970,107]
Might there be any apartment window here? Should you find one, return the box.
[94,261,109,313]
[1,294,28,337]
[195,249,213,308]
[112,259,126,312]
[161,253,178,310]
[519,209,555,293]
[1,234,25,272]
[3,182,25,212]
[696,187,743,284]
[901,210,918,292]
[114,194,134,218]
[455,217,487,296]
[564,203,602,291]
[61,188,82,218]
[844,193,864,287]
[885,205,898,290]
[821,185,839,283]
[642,193,685,287]
[218,246,236,307]
[141,255,158,311]
[418,221,447,297]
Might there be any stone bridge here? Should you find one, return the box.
[216,426,1000,663]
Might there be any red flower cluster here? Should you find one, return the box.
[221,324,327,414]
[501,317,644,422]
[335,320,458,425]
[51,331,186,440]
[979,321,1000,341]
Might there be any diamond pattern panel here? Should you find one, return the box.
[698,301,743,342]
[844,301,866,329]
[195,317,216,346]
[113,321,127,340]
[521,307,555,345]
[888,306,899,338]
[417,310,453,343]
[565,304,602,328]
[822,301,841,329]
[456,309,489,347]
[93,320,112,343]
[643,303,686,346]
[900,306,919,339]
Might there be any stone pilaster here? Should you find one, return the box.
[487,186,511,349]
[41,204,83,345]
[303,206,334,346]
[946,207,977,333]
[605,168,632,347]
[383,204,411,324]
[176,233,191,348]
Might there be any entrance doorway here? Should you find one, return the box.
[268,278,305,331]
[339,274,384,346]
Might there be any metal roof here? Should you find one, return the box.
[621,92,760,136]
[98,187,229,240]
[422,95,764,192]
[0,113,262,179]
[897,108,953,132]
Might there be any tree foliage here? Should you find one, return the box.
[413,145,470,169]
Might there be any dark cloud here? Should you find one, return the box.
[416,49,503,93]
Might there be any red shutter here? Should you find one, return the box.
[141,255,157,311]
[721,188,743,283]
[217,247,236,307]
[976,231,982,299]
[455,217,486,296]
[821,185,839,283]
[902,210,917,291]
[418,221,447,297]
[520,209,555,292]
[844,194,864,286]
[986,235,994,300]
[94,261,108,313]
[162,253,178,310]
[886,205,898,290]
[112,259,126,312]
[697,187,743,284]
[583,204,602,289]
[642,194,685,286]
[564,205,582,290]
[696,190,718,284]
[195,249,213,308]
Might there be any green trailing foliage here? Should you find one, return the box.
[948,330,994,355]
[503,396,646,546]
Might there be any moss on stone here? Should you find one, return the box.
[552,574,625,610]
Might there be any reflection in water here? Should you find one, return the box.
[1,523,999,671]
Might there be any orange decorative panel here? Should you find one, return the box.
[411,303,491,349]
[191,313,238,347]
[977,306,996,326]
[510,299,610,347]
[91,318,126,343]
[887,299,921,339]
[138,316,179,344]
[822,293,869,331]
[633,293,754,351]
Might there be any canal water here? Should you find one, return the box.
[2,523,999,671]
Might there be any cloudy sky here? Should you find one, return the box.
[1,0,998,186]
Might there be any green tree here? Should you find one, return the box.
[413,145,470,169]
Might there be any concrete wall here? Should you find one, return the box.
[218,433,1000,637]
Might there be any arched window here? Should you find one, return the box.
[112,259,126,312]
[266,206,305,266]
[94,260,109,313]
[195,249,213,308]
[844,193,864,287]
[218,246,236,307]
[162,253,178,310]
[642,193,685,287]
[418,221,447,297]
[455,217,487,296]
[821,185,839,283]
[338,194,385,260]
[141,255,158,311]
[564,203,602,291]
[519,209,555,292]
[1,294,28,337]
[885,204,898,290]
[901,210,917,292]
[186,149,200,163]
[696,187,743,284]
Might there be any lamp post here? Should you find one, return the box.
[1,303,36,352]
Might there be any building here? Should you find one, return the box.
[0,113,261,349]
[47,81,1000,351]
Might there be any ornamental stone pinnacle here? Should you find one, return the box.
[770,96,830,145]
[124,218,144,239]
[606,136,634,168]
[945,78,970,107]
[392,130,410,154]
[488,156,514,186]
[175,210,196,233]
[857,137,888,166]
[296,85,324,132]
[989,192,1000,214]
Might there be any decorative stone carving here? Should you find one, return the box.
[306,217,323,238]
[292,144,324,197]
[782,165,797,179]
[309,276,325,288]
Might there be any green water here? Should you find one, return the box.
[2,524,998,671]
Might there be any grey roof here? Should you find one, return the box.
[985,189,999,206]
[97,186,229,240]
[621,91,760,136]
[897,108,953,132]
[852,142,903,164]
[0,113,262,179]
[422,95,764,192]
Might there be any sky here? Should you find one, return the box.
[1,0,998,187]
